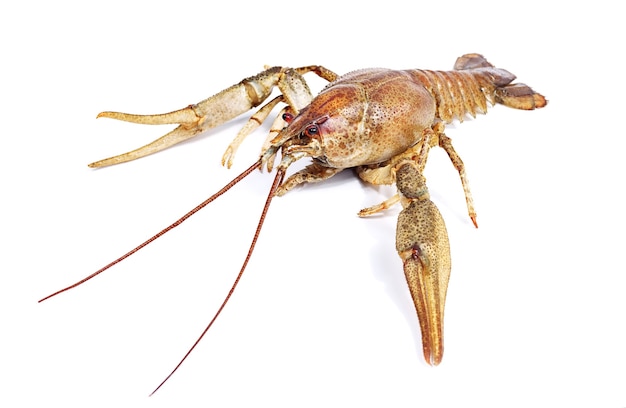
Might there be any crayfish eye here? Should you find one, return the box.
[304,124,319,138]
[282,112,294,123]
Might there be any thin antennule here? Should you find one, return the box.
[38,160,262,303]
[149,167,286,396]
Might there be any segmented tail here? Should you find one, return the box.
[408,53,547,123]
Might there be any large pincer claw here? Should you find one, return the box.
[395,162,451,365]
[89,67,287,168]
[91,107,206,168]
[90,66,338,169]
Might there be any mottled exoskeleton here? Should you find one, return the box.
[41,54,546,393]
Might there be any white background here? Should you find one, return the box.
[2,1,625,407]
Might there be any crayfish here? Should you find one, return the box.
[40,53,547,394]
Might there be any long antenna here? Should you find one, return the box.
[39,160,261,303]
[149,167,286,396]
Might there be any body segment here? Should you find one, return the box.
[277,69,437,168]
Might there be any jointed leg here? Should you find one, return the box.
[276,162,342,196]
[357,128,438,217]
[90,66,339,169]
[437,133,477,227]
[221,95,284,168]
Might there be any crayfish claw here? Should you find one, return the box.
[97,105,201,126]
[400,248,445,365]
[395,161,450,366]
[91,105,208,167]
[88,123,202,168]
[90,67,291,168]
